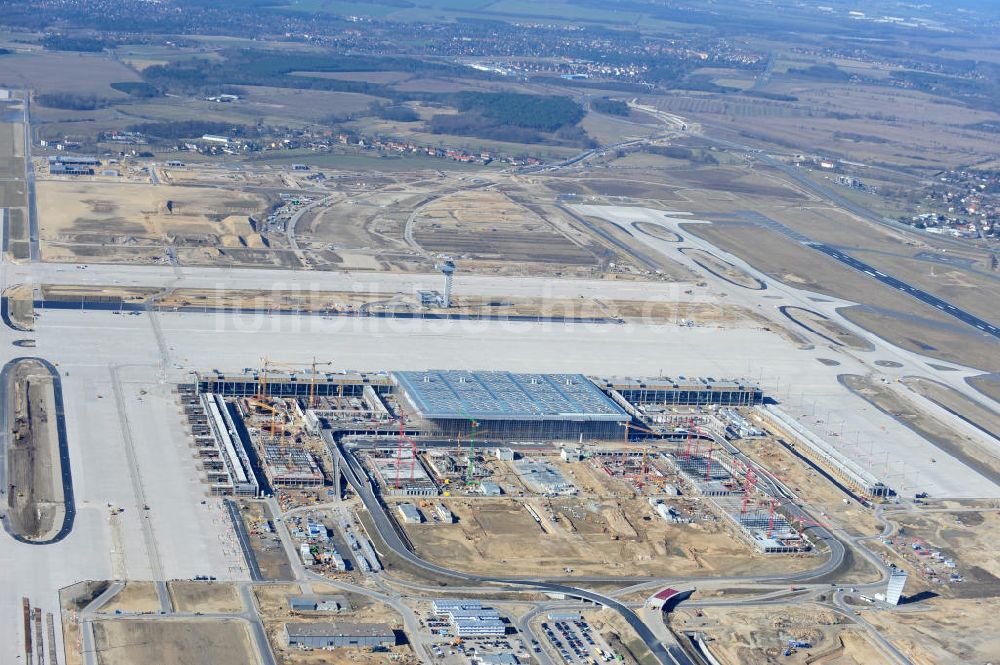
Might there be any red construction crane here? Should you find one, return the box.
[741,466,757,515]
[618,422,667,488]
[394,409,419,489]
[767,499,777,538]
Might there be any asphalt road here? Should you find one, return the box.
[225,498,263,581]
[330,438,695,665]
[809,243,1000,339]
[22,93,39,262]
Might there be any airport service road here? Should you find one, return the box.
[5,262,706,303]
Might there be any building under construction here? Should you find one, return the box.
[361,447,438,497]
[260,444,324,488]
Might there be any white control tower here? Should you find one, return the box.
[437,260,455,308]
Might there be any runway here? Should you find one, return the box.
[809,243,1000,339]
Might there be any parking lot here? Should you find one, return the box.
[540,617,617,665]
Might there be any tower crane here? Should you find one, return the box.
[256,356,334,406]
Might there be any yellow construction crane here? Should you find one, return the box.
[245,397,285,439]
[257,357,334,406]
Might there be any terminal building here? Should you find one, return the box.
[598,376,763,407]
[393,370,630,441]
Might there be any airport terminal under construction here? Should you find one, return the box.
[181,366,890,561]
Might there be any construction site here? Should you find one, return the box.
[162,362,878,586]
[2,357,69,542]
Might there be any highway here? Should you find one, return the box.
[808,243,1000,339]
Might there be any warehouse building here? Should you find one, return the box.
[289,595,349,612]
[284,622,396,648]
[398,503,422,523]
[393,371,630,441]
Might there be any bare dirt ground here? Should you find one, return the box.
[167,581,243,613]
[863,501,1000,663]
[3,283,34,330]
[875,500,1000,599]
[865,597,1000,665]
[670,605,884,665]
[252,584,302,616]
[589,608,660,665]
[412,189,604,272]
[38,283,771,327]
[93,618,260,665]
[733,437,882,541]
[60,581,112,665]
[780,307,872,351]
[98,582,161,615]
[238,500,293,581]
[35,179,286,267]
[5,358,63,541]
[277,644,416,665]
[398,460,817,579]
[679,248,763,289]
[254,583,412,665]
[841,375,1000,488]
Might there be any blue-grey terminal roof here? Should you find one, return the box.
[393,370,629,422]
